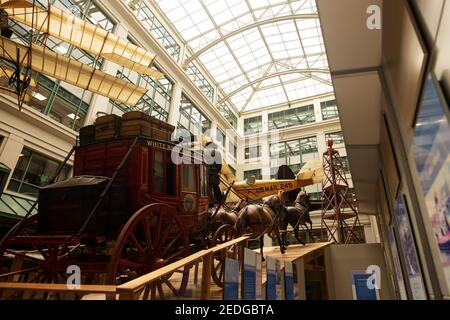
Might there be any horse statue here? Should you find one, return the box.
[279,190,313,247]
[234,194,286,260]
[209,198,248,230]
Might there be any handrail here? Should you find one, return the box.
[117,235,250,299]
[211,236,249,253]
[0,283,116,294]
[117,249,211,293]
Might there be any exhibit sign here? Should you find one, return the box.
[388,227,408,300]
[351,271,378,300]
[242,248,256,300]
[284,261,295,300]
[394,193,427,300]
[412,73,450,292]
[255,252,262,300]
[223,258,240,300]
[266,256,281,300]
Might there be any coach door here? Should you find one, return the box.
[180,164,198,217]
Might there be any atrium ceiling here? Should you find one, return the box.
[155,0,333,113]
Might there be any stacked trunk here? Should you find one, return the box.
[78,111,174,146]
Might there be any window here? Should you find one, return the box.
[215,129,225,148]
[268,105,315,130]
[219,102,238,128]
[133,0,181,61]
[341,156,350,174]
[325,131,344,145]
[228,139,237,159]
[199,165,208,196]
[244,116,262,135]
[181,165,196,191]
[111,66,172,121]
[8,148,70,197]
[244,169,262,181]
[245,146,261,160]
[186,63,214,102]
[321,100,339,120]
[6,0,115,131]
[153,150,164,194]
[270,136,318,160]
[179,94,211,135]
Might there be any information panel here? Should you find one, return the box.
[242,248,256,300]
[223,258,240,300]
[266,256,281,300]
[284,261,295,300]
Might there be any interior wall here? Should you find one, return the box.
[380,0,450,299]
[325,244,394,300]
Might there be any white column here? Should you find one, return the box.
[0,134,24,186]
[314,99,323,122]
[168,82,182,127]
[317,131,327,156]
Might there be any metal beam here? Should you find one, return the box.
[182,13,319,67]
[218,68,330,104]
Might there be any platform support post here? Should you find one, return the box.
[201,252,213,299]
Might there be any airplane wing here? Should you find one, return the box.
[226,160,324,202]
[1,1,163,78]
[0,36,147,106]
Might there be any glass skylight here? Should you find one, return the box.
[155,0,333,112]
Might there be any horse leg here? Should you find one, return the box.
[275,227,285,254]
[294,225,305,246]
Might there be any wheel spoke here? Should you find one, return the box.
[119,259,144,269]
[142,216,153,251]
[164,278,178,296]
[0,266,41,279]
[219,264,224,281]
[156,224,175,255]
[159,235,179,258]
[166,248,187,262]
[5,250,43,263]
[129,233,145,255]
[153,212,163,252]
[214,260,223,273]
[156,282,165,299]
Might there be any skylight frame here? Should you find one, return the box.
[155,0,333,112]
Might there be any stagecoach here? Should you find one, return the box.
[0,111,323,299]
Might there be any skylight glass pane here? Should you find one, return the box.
[155,0,332,112]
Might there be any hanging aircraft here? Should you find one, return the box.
[0,0,162,109]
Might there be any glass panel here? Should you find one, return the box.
[154,150,164,193]
[219,102,237,128]
[181,165,196,191]
[325,131,344,145]
[7,147,70,197]
[244,116,262,135]
[215,129,225,147]
[321,100,339,120]
[244,169,262,180]
[155,0,333,111]
[268,105,315,130]
[133,0,181,61]
[179,94,211,135]
[11,149,31,181]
